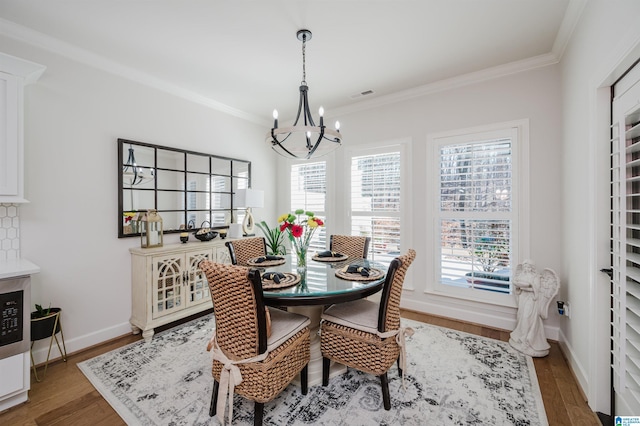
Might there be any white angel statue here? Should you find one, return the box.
[509,260,560,357]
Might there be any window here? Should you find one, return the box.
[349,145,404,264]
[290,161,327,251]
[429,121,528,304]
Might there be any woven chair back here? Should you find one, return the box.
[329,235,371,259]
[377,249,416,333]
[199,260,266,359]
[226,237,267,266]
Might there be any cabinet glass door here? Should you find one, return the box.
[185,249,212,307]
[152,254,184,318]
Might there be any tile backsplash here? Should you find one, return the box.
[0,204,20,260]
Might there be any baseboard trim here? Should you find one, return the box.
[30,321,132,366]
[401,297,560,341]
[556,327,590,403]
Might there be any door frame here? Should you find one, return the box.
[592,42,640,415]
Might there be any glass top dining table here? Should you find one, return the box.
[257,255,388,307]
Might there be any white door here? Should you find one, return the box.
[611,61,640,415]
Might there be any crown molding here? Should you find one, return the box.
[0,51,45,84]
[331,52,561,118]
[551,0,588,59]
[0,18,267,126]
[0,0,585,126]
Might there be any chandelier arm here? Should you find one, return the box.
[306,128,326,159]
[270,129,293,145]
[302,90,315,127]
[272,141,302,159]
[269,129,306,159]
[321,128,342,141]
[292,86,306,127]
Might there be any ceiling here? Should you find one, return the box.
[0,0,579,125]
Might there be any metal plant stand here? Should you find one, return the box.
[30,310,67,382]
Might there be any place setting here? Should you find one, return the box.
[260,271,301,290]
[335,263,385,281]
[312,250,348,262]
[246,255,286,267]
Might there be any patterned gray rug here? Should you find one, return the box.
[78,314,547,425]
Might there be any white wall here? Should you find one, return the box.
[0,35,278,363]
[324,65,563,334]
[559,0,640,415]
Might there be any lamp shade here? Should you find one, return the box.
[235,188,264,208]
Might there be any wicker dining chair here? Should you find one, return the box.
[319,249,416,410]
[199,260,310,426]
[329,235,371,259]
[226,237,268,266]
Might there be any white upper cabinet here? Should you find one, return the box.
[0,53,45,203]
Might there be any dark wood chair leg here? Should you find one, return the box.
[209,380,219,417]
[301,365,308,395]
[397,355,402,377]
[322,357,331,386]
[254,402,264,426]
[380,372,391,410]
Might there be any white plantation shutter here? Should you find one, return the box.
[350,150,401,264]
[290,161,326,251]
[612,63,640,414]
[437,132,516,295]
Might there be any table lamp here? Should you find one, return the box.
[235,188,264,236]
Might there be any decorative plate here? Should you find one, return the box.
[312,252,348,262]
[261,272,301,290]
[335,266,385,281]
[246,256,286,267]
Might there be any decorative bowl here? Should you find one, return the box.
[194,229,218,242]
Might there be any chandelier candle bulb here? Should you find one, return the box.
[335,121,340,131]
[319,106,324,126]
[273,109,278,128]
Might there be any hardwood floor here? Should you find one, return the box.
[0,310,602,425]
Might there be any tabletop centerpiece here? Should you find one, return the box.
[278,209,324,272]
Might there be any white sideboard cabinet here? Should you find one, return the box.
[130,238,234,341]
[0,53,45,203]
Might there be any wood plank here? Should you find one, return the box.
[0,311,601,425]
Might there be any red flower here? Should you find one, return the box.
[291,225,303,238]
[280,223,289,232]
[315,218,324,226]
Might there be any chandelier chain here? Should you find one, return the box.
[301,35,306,85]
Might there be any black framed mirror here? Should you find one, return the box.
[118,138,251,238]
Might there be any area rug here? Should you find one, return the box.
[78,314,548,425]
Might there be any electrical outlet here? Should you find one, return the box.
[557,301,570,318]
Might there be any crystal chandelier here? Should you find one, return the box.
[266,29,342,159]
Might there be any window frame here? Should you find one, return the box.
[427,120,529,307]
[288,159,329,252]
[344,140,412,273]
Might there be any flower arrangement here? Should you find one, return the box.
[278,209,324,268]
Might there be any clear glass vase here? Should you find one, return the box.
[294,241,308,271]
